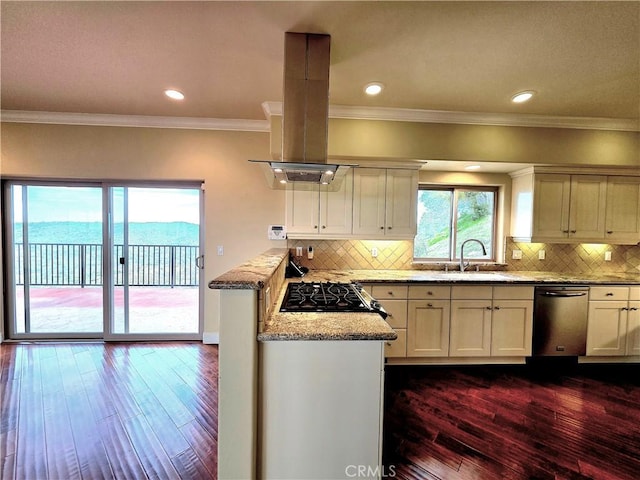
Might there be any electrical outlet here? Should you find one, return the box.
[217,245,224,256]
[371,247,378,258]
[538,250,546,260]
[512,249,523,260]
[604,251,612,261]
[296,246,303,257]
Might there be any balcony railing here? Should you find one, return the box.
[14,243,200,287]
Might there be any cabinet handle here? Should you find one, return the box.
[387,313,394,318]
[606,292,614,296]
[562,230,569,233]
[570,230,577,234]
[486,306,492,310]
[387,291,394,296]
[622,307,629,311]
[386,342,392,346]
[631,307,639,311]
[427,303,433,307]
[494,306,501,310]
[607,230,613,234]
[427,291,433,296]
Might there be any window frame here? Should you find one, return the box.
[414,185,498,262]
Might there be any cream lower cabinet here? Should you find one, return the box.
[587,286,640,357]
[370,284,408,358]
[450,285,533,357]
[407,300,451,357]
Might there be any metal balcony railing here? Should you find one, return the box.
[14,243,200,287]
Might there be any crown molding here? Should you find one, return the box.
[3,105,638,132]
[0,110,270,132]
[262,101,639,132]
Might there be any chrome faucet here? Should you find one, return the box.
[460,239,487,272]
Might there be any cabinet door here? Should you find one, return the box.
[626,302,640,356]
[491,300,533,356]
[380,299,408,329]
[586,301,628,356]
[533,174,570,238]
[385,170,418,236]
[385,329,407,358]
[285,183,320,235]
[320,169,353,235]
[407,300,450,357]
[605,176,640,244]
[449,300,492,356]
[352,169,386,235]
[569,175,607,239]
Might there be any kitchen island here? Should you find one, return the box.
[209,249,639,479]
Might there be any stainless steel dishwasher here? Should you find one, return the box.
[533,286,589,356]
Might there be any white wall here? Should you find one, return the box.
[0,122,286,339]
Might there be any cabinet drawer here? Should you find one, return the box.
[385,329,406,358]
[371,284,408,299]
[408,285,451,300]
[590,286,629,301]
[380,299,408,328]
[493,286,534,300]
[451,285,493,300]
[629,287,640,302]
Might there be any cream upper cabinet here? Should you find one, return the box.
[352,168,418,238]
[285,170,353,238]
[533,174,607,240]
[511,168,638,244]
[605,176,640,244]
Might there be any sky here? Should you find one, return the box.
[13,186,200,224]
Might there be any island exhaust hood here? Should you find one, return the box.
[250,32,354,189]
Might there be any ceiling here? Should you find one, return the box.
[2,1,639,125]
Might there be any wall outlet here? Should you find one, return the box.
[371,247,378,258]
[512,249,523,260]
[296,246,303,257]
[604,251,612,261]
[538,250,546,260]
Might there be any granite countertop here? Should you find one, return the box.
[294,269,640,285]
[258,277,397,342]
[207,248,288,290]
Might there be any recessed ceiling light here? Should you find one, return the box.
[364,82,384,96]
[511,91,535,103]
[164,89,185,100]
[465,165,481,171]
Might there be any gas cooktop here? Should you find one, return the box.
[279,281,387,318]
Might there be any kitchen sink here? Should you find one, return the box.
[436,271,519,281]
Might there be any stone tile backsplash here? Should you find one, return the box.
[287,238,640,274]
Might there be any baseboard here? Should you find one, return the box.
[202,332,220,344]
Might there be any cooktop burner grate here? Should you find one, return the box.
[280,281,371,313]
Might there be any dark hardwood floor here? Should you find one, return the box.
[2,343,639,480]
[0,342,218,480]
[383,361,640,480]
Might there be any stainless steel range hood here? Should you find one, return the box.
[251,32,355,189]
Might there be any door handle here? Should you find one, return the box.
[119,257,125,265]
[195,255,204,269]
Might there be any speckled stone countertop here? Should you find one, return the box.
[292,269,640,285]
[258,277,397,342]
[207,248,288,290]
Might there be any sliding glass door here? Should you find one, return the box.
[107,185,202,339]
[6,183,104,338]
[4,181,203,341]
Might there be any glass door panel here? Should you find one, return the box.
[108,186,201,337]
[9,184,103,337]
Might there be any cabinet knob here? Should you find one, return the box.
[427,291,433,296]
[386,342,392,347]
[380,226,384,230]
[607,231,613,234]
[387,313,394,318]
[570,230,577,234]
[388,291,394,296]
[562,230,569,234]
[314,225,318,229]
[606,292,614,296]
[494,306,501,310]
[622,307,629,311]
[427,303,433,307]
[486,306,492,310]
[388,226,392,229]
[322,225,326,229]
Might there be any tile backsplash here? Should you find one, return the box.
[288,238,640,274]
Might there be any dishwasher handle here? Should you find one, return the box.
[539,291,587,297]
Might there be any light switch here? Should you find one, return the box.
[512,249,523,260]
[217,245,224,256]
[371,247,378,258]
[538,250,546,260]
[604,251,612,261]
